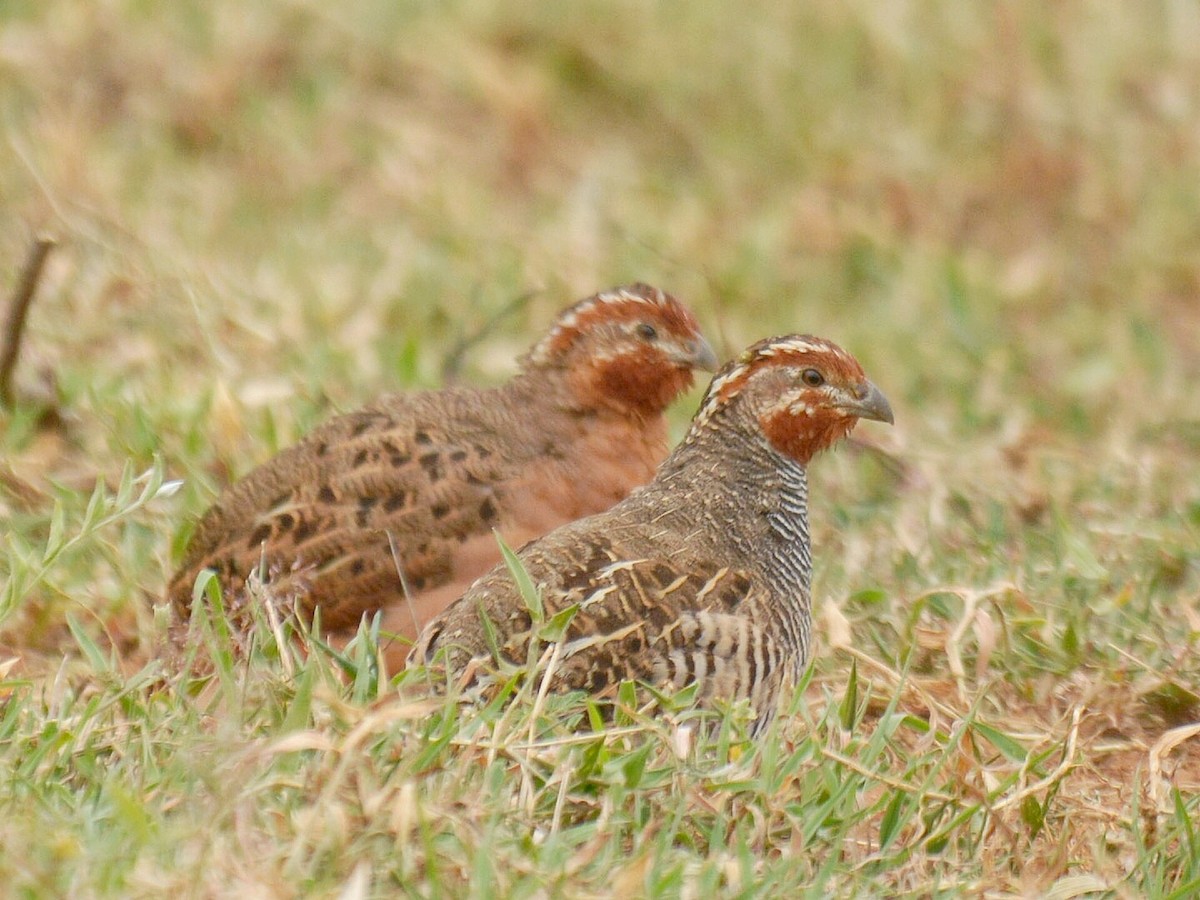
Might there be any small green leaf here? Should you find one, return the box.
[1020,795,1044,837]
[44,502,67,560]
[409,719,458,775]
[477,673,520,718]
[849,588,887,607]
[66,614,110,673]
[878,789,906,849]
[973,721,1027,763]
[475,603,504,664]
[1164,875,1200,900]
[495,530,542,622]
[585,699,606,732]
[81,479,106,531]
[578,734,608,780]
[195,571,231,646]
[538,603,578,643]
[642,679,700,712]
[839,658,859,731]
[193,570,236,682]
[114,459,136,509]
[350,613,380,701]
[615,680,638,726]
[1063,532,1106,581]
[621,743,653,788]
[1062,619,1079,661]
[281,664,315,733]
[1175,787,1197,859]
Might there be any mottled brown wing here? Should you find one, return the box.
[414,535,789,716]
[169,394,510,630]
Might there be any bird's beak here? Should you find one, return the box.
[679,336,720,372]
[843,380,894,425]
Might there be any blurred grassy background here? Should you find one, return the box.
[2,0,1199,894]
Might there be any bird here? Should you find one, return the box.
[167,283,717,665]
[409,333,893,732]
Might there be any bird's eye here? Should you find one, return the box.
[801,368,824,387]
[635,323,658,340]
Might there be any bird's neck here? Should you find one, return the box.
[503,366,578,416]
[504,366,670,469]
[656,411,813,602]
[653,424,814,670]
[508,364,632,421]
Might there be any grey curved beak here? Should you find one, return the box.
[845,380,894,425]
[681,336,720,372]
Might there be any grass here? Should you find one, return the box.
[2,0,1199,895]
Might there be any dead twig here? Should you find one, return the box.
[990,705,1083,812]
[1148,720,1200,830]
[0,235,56,407]
[842,433,917,486]
[441,289,538,384]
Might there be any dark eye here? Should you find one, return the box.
[635,322,658,340]
[801,368,824,387]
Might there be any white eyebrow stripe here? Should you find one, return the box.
[687,334,851,431]
[527,286,679,363]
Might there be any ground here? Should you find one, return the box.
[1,2,1199,896]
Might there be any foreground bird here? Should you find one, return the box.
[168,284,716,660]
[411,334,893,730]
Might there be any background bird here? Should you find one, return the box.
[411,334,893,731]
[168,283,717,663]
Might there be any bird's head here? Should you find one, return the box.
[691,334,893,465]
[525,283,718,418]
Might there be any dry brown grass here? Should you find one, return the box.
[2,1,1199,895]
